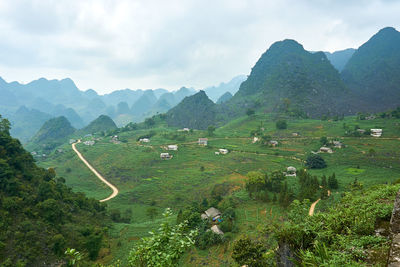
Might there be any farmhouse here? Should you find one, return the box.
[210,225,224,235]
[215,152,220,155]
[269,140,278,147]
[371,129,382,137]
[167,145,178,151]
[292,132,299,137]
[219,149,229,154]
[139,138,150,143]
[319,146,333,153]
[84,140,95,146]
[201,207,222,221]
[333,141,343,148]
[357,129,366,134]
[198,138,208,146]
[252,137,259,143]
[160,153,173,160]
[286,166,297,177]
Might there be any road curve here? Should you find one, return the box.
[309,190,331,216]
[72,140,119,202]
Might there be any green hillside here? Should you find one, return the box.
[35,110,400,265]
[223,39,351,118]
[80,115,117,135]
[342,27,400,112]
[0,115,109,266]
[166,90,217,129]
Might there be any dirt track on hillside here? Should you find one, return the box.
[72,140,118,202]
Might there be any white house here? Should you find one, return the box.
[252,137,259,143]
[139,138,150,143]
[269,140,278,147]
[198,138,208,146]
[167,145,178,151]
[319,146,333,153]
[370,129,382,137]
[160,153,173,160]
[286,166,297,177]
[210,225,224,235]
[219,149,229,154]
[333,141,343,148]
[84,140,95,146]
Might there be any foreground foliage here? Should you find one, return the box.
[0,115,109,266]
[128,208,198,267]
[272,183,398,266]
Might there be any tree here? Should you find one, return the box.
[0,115,11,134]
[128,209,198,267]
[276,120,287,130]
[232,236,267,267]
[146,207,158,221]
[320,136,328,146]
[306,154,327,169]
[245,171,265,198]
[246,108,255,116]
[207,125,216,136]
[328,173,338,189]
[144,118,155,127]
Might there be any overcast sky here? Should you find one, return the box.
[0,0,399,94]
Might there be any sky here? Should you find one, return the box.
[0,0,399,94]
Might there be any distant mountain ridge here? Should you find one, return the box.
[203,75,246,102]
[341,27,400,112]
[324,48,356,72]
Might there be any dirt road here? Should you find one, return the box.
[309,190,331,216]
[72,140,119,202]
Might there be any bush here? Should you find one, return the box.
[196,230,224,250]
[306,154,327,169]
[276,120,287,129]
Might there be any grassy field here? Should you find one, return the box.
[36,113,400,265]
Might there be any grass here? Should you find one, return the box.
[35,113,400,265]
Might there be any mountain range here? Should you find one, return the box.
[167,26,400,129]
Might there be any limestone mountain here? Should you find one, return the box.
[29,116,75,150]
[216,92,233,104]
[324,48,356,72]
[341,27,400,112]
[225,39,351,118]
[80,115,117,135]
[166,90,217,129]
[204,75,246,102]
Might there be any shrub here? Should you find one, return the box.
[306,154,327,169]
[276,120,287,129]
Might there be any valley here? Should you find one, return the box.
[37,113,400,265]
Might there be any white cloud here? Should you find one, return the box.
[0,0,399,93]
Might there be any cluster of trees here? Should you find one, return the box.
[306,154,327,169]
[245,169,339,207]
[245,171,293,207]
[343,124,371,137]
[0,115,109,266]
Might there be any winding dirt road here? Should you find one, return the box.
[309,190,331,216]
[72,140,119,202]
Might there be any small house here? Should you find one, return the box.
[215,152,220,155]
[319,146,333,153]
[160,153,173,160]
[84,140,95,146]
[31,151,37,156]
[333,141,343,148]
[370,129,382,137]
[201,207,222,221]
[219,149,229,155]
[357,129,366,134]
[286,166,297,177]
[292,132,299,137]
[269,140,278,147]
[139,138,150,143]
[198,138,208,146]
[69,139,76,144]
[366,115,376,120]
[252,137,259,143]
[167,145,178,151]
[210,225,224,235]
[183,128,190,132]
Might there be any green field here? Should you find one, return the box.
[37,114,400,265]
